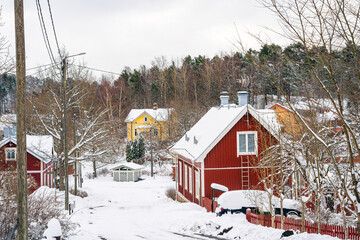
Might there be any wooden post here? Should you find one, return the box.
[62,58,69,211]
[14,0,28,238]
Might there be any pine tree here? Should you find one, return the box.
[126,142,132,162]
[138,136,145,159]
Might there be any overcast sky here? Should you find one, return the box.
[2,0,285,80]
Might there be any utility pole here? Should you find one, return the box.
[150,128,153,177]
[14,0,28,238]
[62,52,85,211]
[73,115,77,196]
[62,57,69,211]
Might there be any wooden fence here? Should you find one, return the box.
[246,209,359,239]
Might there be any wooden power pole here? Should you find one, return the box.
[14,0,28,238]
[62,57,69,211]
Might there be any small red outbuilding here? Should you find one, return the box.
[0,135,55,189]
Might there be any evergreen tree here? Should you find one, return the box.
[126,142,132,162]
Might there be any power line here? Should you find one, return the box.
[73,64,122,76]
[35,0,57,66]
[46,0,62,59]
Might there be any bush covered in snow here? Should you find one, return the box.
[0,173,75,239]
[69,188,88,198]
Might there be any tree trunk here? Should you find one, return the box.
[93,159,97,178]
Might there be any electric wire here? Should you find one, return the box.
[35,0,57,66]
[46,0,62,59]
[73,64,122,76]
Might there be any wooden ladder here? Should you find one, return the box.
[242,158,250,189]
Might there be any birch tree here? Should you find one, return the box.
[244,0,360,233]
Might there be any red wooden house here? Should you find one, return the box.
[0,135,55,189]
[171,91,281,211]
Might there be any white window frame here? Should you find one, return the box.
[134,129,138,137]
[236,131,257,156]
[144,115,148,122]
[5,147,16,161]
[195,170,200,200]
[188,166,192,194]
[184,165,188,190]
[179,161,182,186]
[153,128,158,136]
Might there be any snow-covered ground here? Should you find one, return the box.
[66,173,339,240]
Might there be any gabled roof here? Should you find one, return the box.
[268,103,293,113]
[0,135,54,163]
[111,162,144,170]
[124,108,173,123]
[171,105,280,162]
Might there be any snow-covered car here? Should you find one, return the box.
[215,190,301,217]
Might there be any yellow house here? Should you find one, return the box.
[124,105,175,141]
[269,103,307,139]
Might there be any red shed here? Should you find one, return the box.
[171,92,281,211]
[0,135,55,189]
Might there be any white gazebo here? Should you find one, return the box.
[111,162,144,182]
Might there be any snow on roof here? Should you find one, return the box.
[135,125,152,129]
[111,162,144,170]
[211,183,229,192]
[0,135,54,163]
[171,105,281,162]
[125,108,173,122]
[27,135,54,162]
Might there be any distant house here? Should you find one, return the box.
[0,135,56,189]
[124,104,175,141]
[171,91,281,211]
[268,103,306,139]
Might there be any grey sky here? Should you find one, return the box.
[2,0,284,79]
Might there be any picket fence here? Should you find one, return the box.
[245,209,359,239]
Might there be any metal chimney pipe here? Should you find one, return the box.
[238,91,248,106]
[220,91,229,106]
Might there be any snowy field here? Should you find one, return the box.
[65,173,339,240]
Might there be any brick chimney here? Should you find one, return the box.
[153,102,158,110]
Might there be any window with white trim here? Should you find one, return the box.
[134,129,138,137]
[188,166,192,194]
[5,148,16,161]
[179,161,182,186]
[184,165,188,190]
[153,128,158,136]
[237,131,257,156]
[144,115,148,122]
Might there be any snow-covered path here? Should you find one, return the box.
[69,175,339,240]
[69,176,205,239]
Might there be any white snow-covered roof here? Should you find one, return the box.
[27,135,54,161]
[0,135,54,163]
[125,108,173,122]
[171,105,281,162]
[135,125,152,129]
[111,162,144,171]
